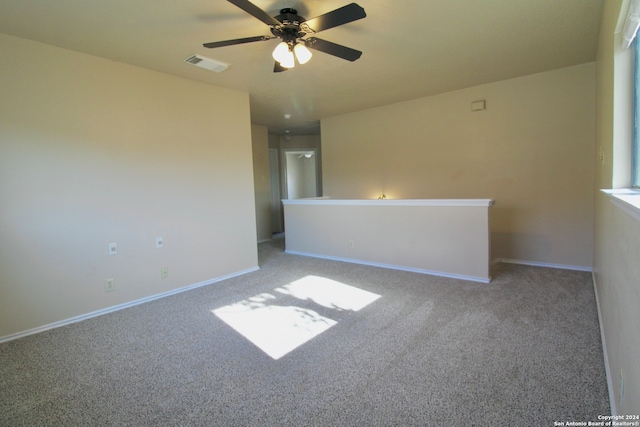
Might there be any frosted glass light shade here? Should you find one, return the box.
[272,42,289,62]
[294,43,313,64]
[272,42,295,68]
[280,51,295,68]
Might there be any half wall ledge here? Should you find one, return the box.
[282,198,494,282]
[282,197,494,207]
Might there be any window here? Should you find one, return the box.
[602,5,640,221]
[634,38,640,187]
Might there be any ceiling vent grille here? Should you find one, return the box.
[183,54,229,73]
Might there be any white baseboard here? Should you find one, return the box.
[0,266,260,344]
[591,271,617,416]
[285,250,491,283]
[493,257,593,272]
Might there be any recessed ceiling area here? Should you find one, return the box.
[0,0,604,135]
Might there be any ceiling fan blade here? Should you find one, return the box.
[304,37,362,62]
[227,0,281,27]
[273,62,289,73]
[301,3,366,34]
[203,35,272,49]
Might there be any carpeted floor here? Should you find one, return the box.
[0,236,610,426]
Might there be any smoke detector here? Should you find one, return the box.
[183,54,229,73]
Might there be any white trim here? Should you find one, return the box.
[282,198,494,207]
[601,189,640,222]
[591,272,617,416]
[0,266,260,344]
[493,257,592,272]
[285,249,491,283]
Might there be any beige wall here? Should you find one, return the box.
[251,124,272,242]
[283,200,492,282]
[594,0,640,415]
[322,64,596,268]
[0,34,258,339]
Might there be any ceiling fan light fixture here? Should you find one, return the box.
[272,43,295,68]
[280,50,296,69]
[272,42,295,68]
[272,42,289,62]
[294,43,313,64]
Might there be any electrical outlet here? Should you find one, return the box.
[108,242,117,255]
[105,278,115,292]
[156,236,164,248]
[161,267,169,279]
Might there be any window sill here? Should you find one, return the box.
[601,188,640,222]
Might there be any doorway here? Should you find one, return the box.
[282,149,319,200]
[269,147,320,235]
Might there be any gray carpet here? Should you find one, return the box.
[0,236,610,426]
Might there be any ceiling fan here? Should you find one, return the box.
[203,0,366,72]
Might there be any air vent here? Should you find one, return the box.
[183,54,229,73]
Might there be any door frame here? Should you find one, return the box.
[281,148,319,200]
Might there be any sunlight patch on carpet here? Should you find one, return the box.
[212,276,380,360]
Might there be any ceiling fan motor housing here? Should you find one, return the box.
[271,8,307,43]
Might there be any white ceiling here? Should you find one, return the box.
[0,0,603,135]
